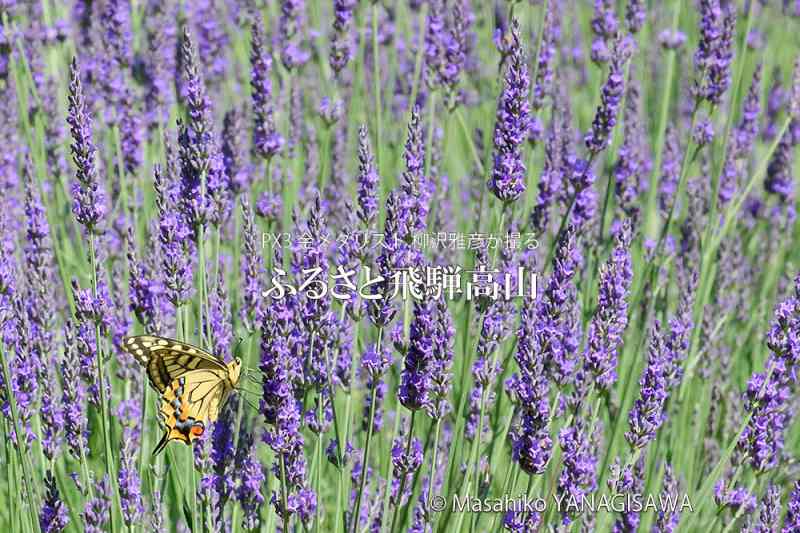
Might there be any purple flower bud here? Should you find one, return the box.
[119,438,144,526]
[330,0,357,74]
[82,476,111,533]
[251,20,284,161]
[784,480,800,532]
[40,471,69,533]
[391,436,423,475]
[357,125,380,228]
[658,29,687,50]
[585,39,627,153]
[488,19,530,203]
[692,118,715,146]
[67,57,106,233]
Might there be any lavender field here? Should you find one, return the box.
[2,0,800,531]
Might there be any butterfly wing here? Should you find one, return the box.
[122,335,228,394]
[152,369,233,455]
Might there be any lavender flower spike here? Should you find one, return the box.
[585,38,628,154]
[330,0,357,74]
[398,298,436,411]
[784,480,800,532]
[583,224,633,389]
[625,321,669,449]
[357,125,380,228]
[40,471,69,533]
[251,19,284,161]
[67,57,105,233]
[488,18,530,203]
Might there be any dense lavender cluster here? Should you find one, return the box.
[0,2,796,533]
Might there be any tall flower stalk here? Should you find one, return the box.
[66,56,118,533]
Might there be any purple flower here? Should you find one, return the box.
[83,476,111,533]
[585,39,627,153]
[714,478,756,514]
[330,0,357,74]
[119,438,144,526]
[251,19,284,161]
[658,126,681,215]
[503,508,541,531]
[705,6,736,105]
[67,57,106,233]
[488,19,530,203]
[399,107,428,238]
[751,483,781,533]
[465,356,501,441]
[765,129,794,203]
[318,96,344,126]
[236,430,266,530]
[532,2,559,113]
[177,28,226,229]
[625,0,646,34]
[557,422,598,525]
[509,256,553,474]
[653,464,681,532]
[530,97,569,233]
[610,457,645,531]
[142,0,177,130]
[583,225,632,390]
[591,0,618,40]
[126,227,159,332]
[763,68,785,141]
[222,106,251,195]
[391,436,423,475]
[399,299,436,411]
[40,471,69,533]
[240,198,263,331]
[357,125,380,228]
[205,268,232,357]
[693,0,729,104]
[658,29,687,50]
[426,297,455,419]
[362,343,392,384]
[784,480,800,532]
[61,322,88,459]
[279,0,310,70]
[613,72,651,223]
[540,225,581,387]
[625,321,669,449]
[154,165,194,308]
[367,192,402,328]
[255,191,282,223]
[692,118,714,146]
[260,293,315,525]
[23,175,60,452]
[190,0,229,88]
[98,0,132,121]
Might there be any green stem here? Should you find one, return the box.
[89,235,119,533]
[426,419,443,530]
[389,410,417,533]
[350,328,383,533]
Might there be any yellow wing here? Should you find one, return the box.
[121,335,228,393]
[151,369,233,455]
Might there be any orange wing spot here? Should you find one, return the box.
[191,423,205,437]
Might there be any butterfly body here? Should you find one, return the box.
[122,335,242,455]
